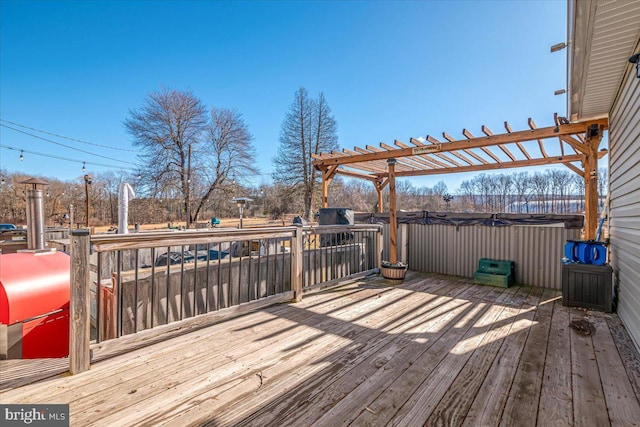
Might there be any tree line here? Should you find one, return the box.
[0,86,608,227]
[0,166,607,227]
[0,169,312,227]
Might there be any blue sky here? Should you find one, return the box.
[0,0,574,192]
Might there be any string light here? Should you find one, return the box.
[0,144,139,171]
[82,162,86,172]
[19,150,24,161]
[0,118,138,152]
[0,123,138,166]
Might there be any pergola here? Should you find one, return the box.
[313,115,609,264]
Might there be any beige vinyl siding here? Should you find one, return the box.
[609,50,640,351]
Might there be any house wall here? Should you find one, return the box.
[609,47,640,351]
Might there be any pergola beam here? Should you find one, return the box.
[410,137,465,167]
[314,117,609,254]
[313,120,607,168]
[563,162,585,176]
[504,121,532,160]
[443,131,490,164]
[342,148,388,173]
[463,128,502,163]
[559,135,590,155]
[424,136,475,165]
[482,125,517,161]
[375,154,585,177]
[329,168,377,181]
[527,118,550,158]
[392,140,444,170]
[364,145,417,172]
[380,142,438,171]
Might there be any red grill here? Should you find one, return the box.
[0,251,70,359]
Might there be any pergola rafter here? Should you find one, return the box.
[313,116,609,263]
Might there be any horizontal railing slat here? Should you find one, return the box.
[92,228,297,252]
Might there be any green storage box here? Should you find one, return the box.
[474,271,514,288]
[477,258,515,276]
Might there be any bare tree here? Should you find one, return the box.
[124,88,208,228]
[95,170,132,224]
[598,167,608,210]
[328,178,376,212]
[273,88,338,220]
[459,180,477,211]
[431,181,448,210]
[572,174,586,212]
[546,169,573,212]
[473,174,493,212]
[530,172,550,213]
[495,174,513,212]
[191,108,257,221]
[125,89,257,227]
[512,172,533,213]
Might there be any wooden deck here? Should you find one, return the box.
[2,272,640,426]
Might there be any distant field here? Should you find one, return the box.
[93,217,295,233]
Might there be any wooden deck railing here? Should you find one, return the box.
[69,224,382,374]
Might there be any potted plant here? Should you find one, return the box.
[381,260,408,281]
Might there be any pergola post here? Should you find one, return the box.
[374,178,387,213]
[584,125,603,240]
[322,178,330,209]
[387,158,398,263]
[321,166,338,209]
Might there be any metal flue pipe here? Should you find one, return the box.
[21,178,49,250]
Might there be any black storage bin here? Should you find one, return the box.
[562,263,613,312]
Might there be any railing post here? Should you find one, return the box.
[399,224,408,265]
[70,229,91,374]
[291,225,304,302]
[377,225,383,272]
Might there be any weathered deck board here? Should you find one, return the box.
[500,288,556,427]
[275,282,485,427]
[537,294,573,427]
[606,314,640,402]
[422,287,527,426]
[0,281,370,399]
[462,286,543,426]
[570,310,610,427]
[591,314,640,426]
[170,277,473,427]
[1,272,639,427]
[88,277,450,427]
